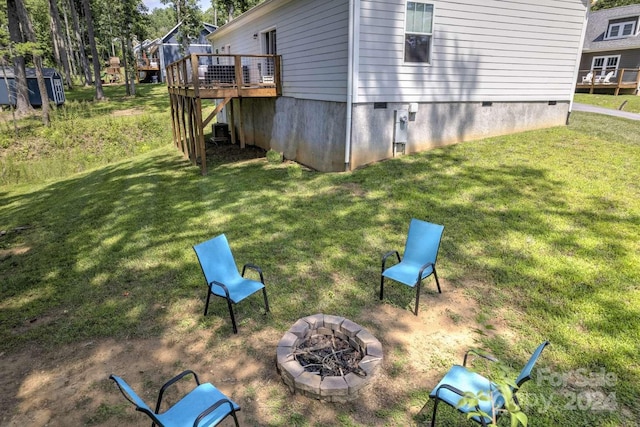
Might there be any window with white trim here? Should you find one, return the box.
[262,28,277,76]
[404,1,434,63]
[605,18,637,40]
[591,55,620,77]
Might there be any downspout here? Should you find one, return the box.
[568,0,591,125]
[344,0,355,171]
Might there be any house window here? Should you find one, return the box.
[605,18,637,40]
[264,29,277,55]
[263,29,277,76]
[405,1,434,63]
[591,55,620,77]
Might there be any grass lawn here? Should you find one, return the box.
[574,93,640,113]
[0,93,639,426]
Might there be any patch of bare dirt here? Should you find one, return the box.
[205,141,267,165]
[0,280,516,426]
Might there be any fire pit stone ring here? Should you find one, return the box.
[276,313,383,402]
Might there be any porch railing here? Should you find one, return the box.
[166,53,281,97]
[576,68,640,95]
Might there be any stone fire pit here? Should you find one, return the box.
[276,314,383,402]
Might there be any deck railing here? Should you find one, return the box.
[166,53,282,175]
[137,57,160,70]
[166,53,281,98]
[576,68,640,95]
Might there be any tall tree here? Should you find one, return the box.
[14,0,50,125]
[48,0,73,88]
[162,0,202,54]
[210,0,261,24]
[1,10,22,134]
[82,0,103,100]
[60,0,76,75]
[113,0,147,95]
[146,6,174,39]
[6,0,33,116]
[68,0,91,85]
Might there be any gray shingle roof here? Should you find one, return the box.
[583,4,640,52]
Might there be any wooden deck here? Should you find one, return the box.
[137,58,160,71]
[166,54,281,174]
[575,68,640,95]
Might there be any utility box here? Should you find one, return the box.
[393,109,409,155]
[211,122,230,144]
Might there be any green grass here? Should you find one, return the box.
[574,93,640,113]
[0,84,174,185]
[0,100,639,425]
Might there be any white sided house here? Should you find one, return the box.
[208,0,589,172]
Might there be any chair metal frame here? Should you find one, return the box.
[194,234,270,334]
[429,341,550,427]
[110,370,240,427]
[380,219,444,315]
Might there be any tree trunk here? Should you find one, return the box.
[1,56,20,136]
[68,0,92,85]
[33,57,51,126]
[6,0,34,115]
[14,0,50,125]
[82,0,104,100]
[49,0,73,89]
[60,0,77,76]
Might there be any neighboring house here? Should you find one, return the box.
[207,0,589,172]
[578,4,640,83]
[135,22,217,83]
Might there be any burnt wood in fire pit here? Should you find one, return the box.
[294,334,366,378]
[276,314,383,402]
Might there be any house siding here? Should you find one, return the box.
[357,0,587,103]
[210,0,350,102]
[206,0,587,172]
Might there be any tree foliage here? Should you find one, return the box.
[146,7,176,39]
[0,0,265,118]
[161,0,202,53]
[205,0,262,25]
[591,0,640,10]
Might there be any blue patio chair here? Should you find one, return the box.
[109,370,240,427]
[193,234,269,334]
[380,218,444,315]
[429,341,550,427]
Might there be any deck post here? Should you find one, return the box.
[234,55,243,87]
[237,98,245,149]
[228,100,236,144]
[166,53,280,172]
[190,54,206,174]
[276,56,282,96]
[615,69,624,96]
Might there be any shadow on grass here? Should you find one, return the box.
[0,128,638,424]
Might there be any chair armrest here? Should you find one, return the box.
[463,349,498,367]
[433,382,466,400]
[193,398,237,427]
[381,250,401,272]
[155,370,200,414]
[433,383,490,419]
[242,263,264,284]
[416,262,435,283]
[211,281,232,299]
